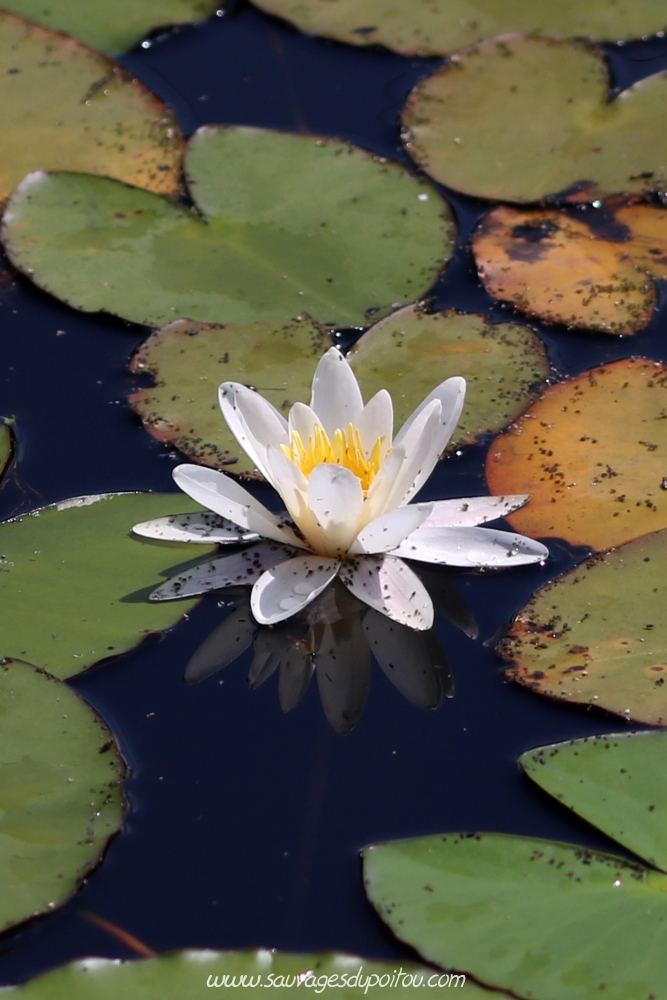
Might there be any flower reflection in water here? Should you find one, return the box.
[184,574,476,735]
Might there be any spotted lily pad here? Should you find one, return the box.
[486,358,667,551]
[8,949,481,997]
[521,732,667,869]
[129,318,332,475]
[0,658,124,934]
[402,36,667,203]
[0,493,216,680]
[614,201,667,279]
[5,0,218,56]
[2,126,455,329]
[0,11,182,203]
[249,0,667,56]
[472,205,655,335]
[349,305,549,449]
[500,528,667,726]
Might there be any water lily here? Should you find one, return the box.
[133,347,548,630]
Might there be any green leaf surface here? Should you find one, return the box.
[0,493,215,679]
[129,318,332,476]
[500,527,667,727]
[364,832,667,1000]
[4,0,218,56]
[521,732,667,871]
[3,127,455,329]
[349,306,549,449]
[249,0,667,56]
[6,948,489,997]
[402,36,667,203]
[0,420,13,481]
[0,659,124,934]
[0,10,182,203]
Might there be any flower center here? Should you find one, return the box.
[281,423,386,493]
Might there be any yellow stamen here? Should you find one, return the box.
[281,423,387,493]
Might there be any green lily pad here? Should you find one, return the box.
[2,126,455,329]
[129,318,332,476]
[0,658,124,934]
[486,358,667,551]
[0,420,14,481]
[249,0,667,56]
[521,732,667,870]
[0,493,216,680]
[500,527,667,726]
[349,305,549,449]
[7,948,489,997]
[402,35,667,203]
[5,0,218,56]
[0,10,182,203]
[364,831,667,1000]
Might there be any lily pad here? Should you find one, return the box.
[0,492,216,679]
[472,205,655,335]
[5,0,218,56]
[500,527,667,726]
[249,0,667,56]
[364,830,667,1000]
[8,948,483,997]
[0,420,14,481]
[486,358,667,551]
[349,305,549,449]
[614,201,667,279]
[0,10,182,203]
[402,35,667,203]
[0,658,124,934]
[521,732,667,869]
[2,126,455,329]
[129,318,332,476]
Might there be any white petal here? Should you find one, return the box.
[340,554,433,630]
[356,389,393,459]
[264,445,311,529]
[422,495,531,528]
[368,399,441,513]
[173,464,304,548]
[149,542,297,600]
[394,375,465,453]
[251,555,340,625]
[307,463,363,555]
[132,511,259,544]
[288,401,323,442]
[350,503,432,555]
[363,444,407,523]
[391,526,549,567]
[219,382,288,484]
[310,347,364,437]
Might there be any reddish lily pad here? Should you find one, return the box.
[486,359,667,551]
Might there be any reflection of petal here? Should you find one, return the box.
[423,495,530,528]
[251,555,340,625]
[310,347,364,437]
[350,503,431,555]
[416,566,479,639]
[185,601,257,683]
[340,555,434,630]
[363,610,452,709]
[279,644,315,713]
[315,615,370,735]
[149,542,297,600]
[391,526,549,567]
[133,511,259,545]
[248,618,312,690]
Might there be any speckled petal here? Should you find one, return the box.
[391,526,549,567]
[132,511,259,544]
[149,542,297,600]
[340,554,433,630]
[251,554,340,625]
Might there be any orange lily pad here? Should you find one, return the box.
[472,205,655,335]
[486,358,667,551]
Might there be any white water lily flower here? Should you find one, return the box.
[133,347,548,630]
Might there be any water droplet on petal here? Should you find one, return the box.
[279,597,301,611]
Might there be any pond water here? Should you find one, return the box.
[0,0,666,982]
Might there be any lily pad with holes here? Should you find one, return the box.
[486,358,667,551]
[129,318,332,475]
[521,732,667,869]
[5,0,218,56]
[0,493,216,679]
[249,0,667,56]
[472,205,655,335]
[364,829,667,1000]
[0,10,182,203]
[2,126,455,329]
[0,658,124,934]
[349,305,549,449]
[7,948,486,997]
[402,35,667,203]
[499,528,667,726]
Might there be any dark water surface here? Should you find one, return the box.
[0,2,667,982]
